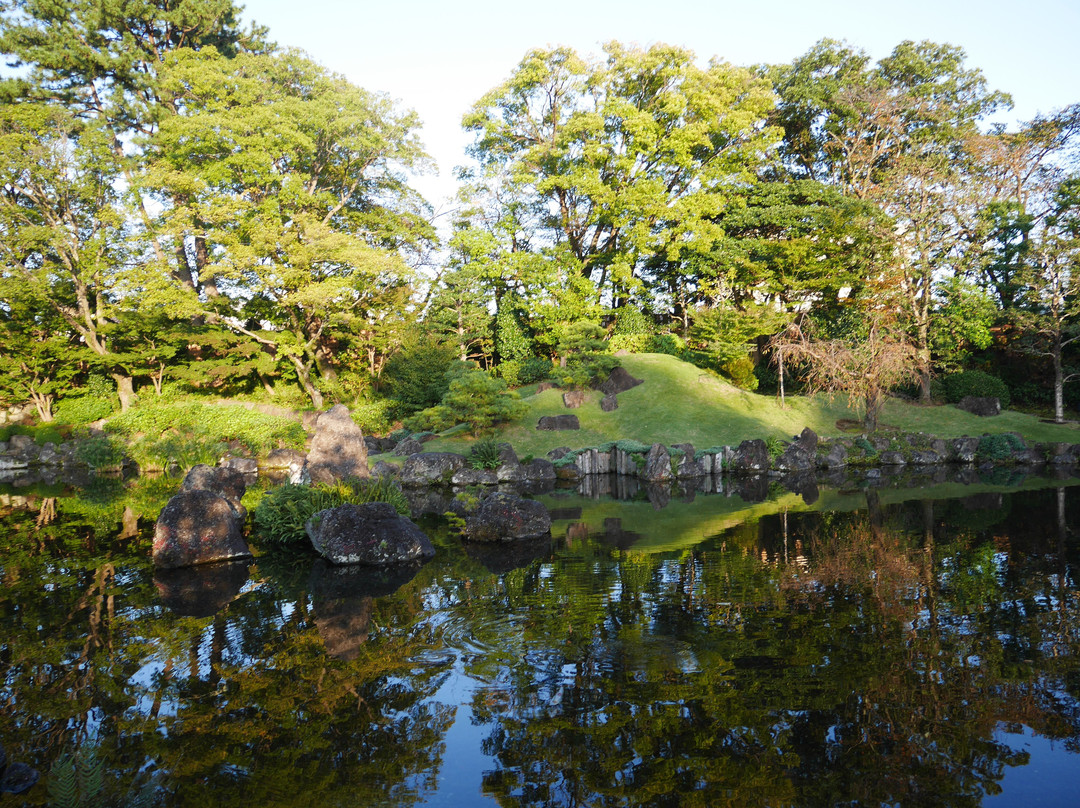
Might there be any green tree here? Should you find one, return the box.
[142,48,434,408]
[463,42,777,312]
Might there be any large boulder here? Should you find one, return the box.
[263,447,307,472]
[306,404,370,484]
[600,394,618,412]
[399,452,466,486]
[598,366,644,396]
[562,390,587,409]
[306,502,435,565]
[643,444,673,482]
[464,492,552,542]
[957,396,1001,417]
[521,458,557,482]
[181,464,248,517]
[153,489,252,569]
[537,414,580,431]
[729,439,770,474]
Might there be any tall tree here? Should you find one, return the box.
[463,42,778,313]
[141,48,434,408]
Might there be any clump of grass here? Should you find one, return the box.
[252,477,409,548]
[468,437,502,469]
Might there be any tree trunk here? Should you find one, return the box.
[1054,331,1065,424]
[290,356,324,410]
[29,391,55,422]
[112,374,136,412]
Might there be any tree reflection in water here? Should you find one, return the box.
[0,481,1077,806]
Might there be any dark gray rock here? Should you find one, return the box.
[562,389,587,409]
[536,381,559,393]
[181,464,248,517]
[774,441,814,472]
[464,492,552,542]
[643,444,673,482]
[957,396,1001,417]
[306,502,434,565]
[370,460,401,478]
[598,366,644,396]
[399,452,466,486]
[547,446,573,460]
[364,436,398,454]
[796,427,818,453]
[600,393,618,412]
[730,439,770,474]
[394,437,425,456]
[537,414,580,431]
[0,761,38,795]
[879,451,907,466]
[306,404,369,483]
[950,436,981,463]
[153,489,252,569]
[818,442,848,468]
[452,467,499,486]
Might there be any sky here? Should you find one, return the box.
[241,0,1080,215]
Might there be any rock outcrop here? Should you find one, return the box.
[306,404,369,483]
[306,502,435,565]
[153,465,252,569]
[537,414,580,431]
[399,452,466,486]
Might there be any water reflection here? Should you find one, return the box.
[0,478,1078,806]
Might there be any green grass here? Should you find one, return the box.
[422,353,1080,456]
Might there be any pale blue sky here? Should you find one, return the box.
[241,0,1080,211]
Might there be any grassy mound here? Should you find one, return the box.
[424,353,1080,456]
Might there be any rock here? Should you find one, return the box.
[496,462,524,482]
[547,447,573,460]
[774,441,814,472]
[522,458,557,483]
[643,444,673,482]
[537,414,580,431]
[464,492,552,542]
[555,463,581,482]
[879,451,907,466]
[452,467,499,486]
[306,404,369,484]
[263,447,307,471]
[598,366,644,396]
[950,436,980,463]
[221,456,258,474]
[399,452,466,486]
[364,436,398,454]
[0,761,39,795]
[796,427,818,453]
[730,439,770,474]
[38,442,60,465]
[306,502,435,565]
[394,437,425,456]
[181,464,248,518]
[600,394,618,412]
[562,390,587,409]
[6,434,34,454]
[370,460,401,478]
[536,381,559,393]
[497,443,519,465]
[153,489,252,569]
[957,396,1001,417]
[465,535,554,573]
[154,559,251,617]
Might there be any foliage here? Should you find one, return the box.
[72,434,126,471]
[349,398,398,436]
[496,356,553,388]
[382,339,462,416]
[468,437,503,470]
[406,368,527,436]
[494,303,534,364]
[941,370,1012,408]
[771,312,919,431]
[252,477,409,547]
[720,355,759,391]
[54,396,115,427]
[975,432,1026,461]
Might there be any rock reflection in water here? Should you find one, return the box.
[308,559,425,659]
[154,558,251,617]
[464,535,557,574]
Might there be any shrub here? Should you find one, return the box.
[350,398,397,436]
[941,370,1011,408]
[764,436,785,459]
[252,477,408,548]
[406,368,526,436]
[976,432,1025,462]
[382,339,461,415]
[468,437,502,469]
[74,434,126,471]
[54,396,114,426]
[720,355,759,391]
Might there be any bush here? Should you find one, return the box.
[382,339,461,416]
[54,396,114,426]
[252,477,409,548]
[976,432,1025,462]
[406,368,527,436]
[720,355,759,391]
[941,370,1011,408]
[74,434,126,470]
[350,398,397,436]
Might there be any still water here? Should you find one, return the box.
[1,474,1079,807]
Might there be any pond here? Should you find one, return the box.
[1,473,1079,807]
